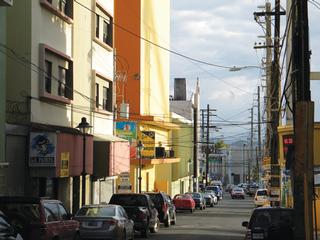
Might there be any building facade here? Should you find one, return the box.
[2,0,129,213]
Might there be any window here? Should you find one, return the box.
[40,44,73,104]
[95,83,99,108]
[95,4,113,48]
[40,0,74,23]
[45,60,52,94]
[95,73,113,112]
[96,14,100,38]
[44,203,59,222]
[58,66,66,97]
[58,204,68,220]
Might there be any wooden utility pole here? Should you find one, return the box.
[291,1,314,239]
[269,0,282,206]
[249,107,253,183]
[257,86,262,182]
[206,104,210,186]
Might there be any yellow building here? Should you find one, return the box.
[115,0,180,195]
[278,123,320,228]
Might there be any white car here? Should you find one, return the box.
[254,189,270,207]
[204,191,218,205]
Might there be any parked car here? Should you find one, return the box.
[0,211,23,240]
[203,193,215,207]
[247,184,260,196]
[205,185,223,200]
[0,196,79,240]
[146,192,176,227]
[74,204,134,240]
[185,192,206,210]
[242,207,294,240]
[172,194,195,213]
[109,193,159,238]
[231,187,245,199]
[254,189,270,207]
[204,191,218,205]
[225,184,235,193]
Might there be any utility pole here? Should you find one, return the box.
[206,104,210,186]
[200,105,216,187]
[291,1,314,239]
[249,107,253,184]
[257,86,262,183]
[269,0,282,207]
[193,79,200,192]
[242,144,246,183]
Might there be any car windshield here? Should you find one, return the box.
[257,190,268,196]
[110,195,148,207]
[250,210,294,229]
[76,206,115,217]
[0,203,40,222]
[191,193,201,198]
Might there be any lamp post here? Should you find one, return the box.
[76,117,92,206]
[136,140,144,193]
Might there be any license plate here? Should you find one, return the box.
[252,233,264,239]
[83,221,102,228]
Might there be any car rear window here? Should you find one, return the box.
[250,210,294,229]
[257,190,268,196]
[76,206,115,217]
[0,203,40,222]
[110,195,148,207]
[147,194,163,206]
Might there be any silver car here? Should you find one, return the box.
[74,204,134,240]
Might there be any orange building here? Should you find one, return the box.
[114,0,180,195]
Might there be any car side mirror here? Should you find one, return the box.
[242,221,249,227]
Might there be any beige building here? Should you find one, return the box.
[2,0,129,213]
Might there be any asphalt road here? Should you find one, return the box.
[144,193,254,240]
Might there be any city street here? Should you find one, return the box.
[147,194,254,240]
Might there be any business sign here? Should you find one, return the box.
[282,134,294,158]
[29,132,56,167]
[116,122,137,143]
[60,152,69,177]
[140,131,155,158]
[117,172,132,193]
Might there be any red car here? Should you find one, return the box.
[0,196,80,240]
[173,194,195,213]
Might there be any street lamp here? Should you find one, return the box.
[136,140,144,193]
[229,65,263,72]
[76,117,92,206]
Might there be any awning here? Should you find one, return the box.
[94,134,128,142]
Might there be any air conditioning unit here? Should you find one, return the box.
[0,0,13,6]
[120,103,129,119]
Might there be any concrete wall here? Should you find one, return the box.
[140,0,170,118]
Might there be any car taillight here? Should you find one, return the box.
[103,219,117,226]
[162,203,168,213]
[255,197,257,201]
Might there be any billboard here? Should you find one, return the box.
[140,131,155,158]
[116,122,137,158]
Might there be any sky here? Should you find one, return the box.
[170,0,320,143]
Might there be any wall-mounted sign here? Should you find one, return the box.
[116,122,137,143]
[29,132,56,167]
[282,134,294,158]
[140,131,155,158]
[60,152,69,177]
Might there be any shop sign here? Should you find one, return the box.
[140,131,155,158]
[282,134,294,158]
[29,132,56,167]
[116,122,137,143]
[118,172,132,193]
[60,152,69,177]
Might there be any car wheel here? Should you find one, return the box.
[164,215,171,227]
[141,228,149,238]
[210,203,214,207]
[150,218,160,233]
[73,232,80,240]
[171,212,176,225]
[190,208,193,213]
[123,229,127,240]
